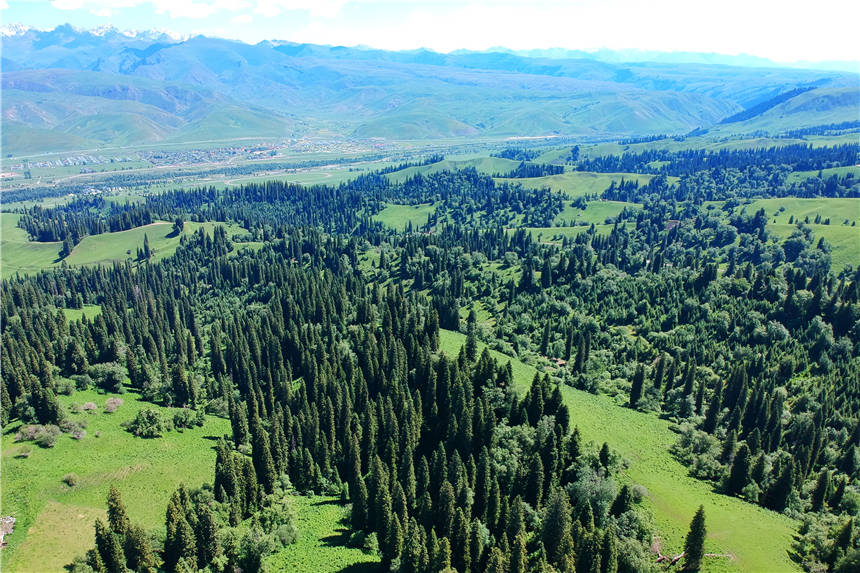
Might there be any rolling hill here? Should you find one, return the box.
[1,24,858,152]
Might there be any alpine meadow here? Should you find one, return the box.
[0,5,859,573]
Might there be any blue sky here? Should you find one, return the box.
[2,0,858,64]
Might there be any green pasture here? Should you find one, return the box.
[373,203,436,230]
[1,390,231,573]
[554,200,640,225]
[1,215,249,279]
[497,171,659,199]
[266,496,379,572]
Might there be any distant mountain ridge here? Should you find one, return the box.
[2,24,858,153]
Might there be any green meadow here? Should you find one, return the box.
[554,200,640,226]
[438,329,799,573]
[497,171,660,199]
[385,156,519,183]
[265,496,380,572]
[373,203,437,230]
[723,198,860,271]
[1,215,250,279]
[1,390,231,573]
[1,213,63,278]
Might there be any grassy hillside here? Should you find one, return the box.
[1,216,249,279]
[0,213,64,279]
[497,171,660,199]
[1,390,231,572]
[725,198,860,271]
[554,200,640,225]
[438,329,799,573]
[373,203,437,230]
[385,156,519,183]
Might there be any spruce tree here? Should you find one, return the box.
[726,443,750,496]
[542,488,573,566]
[107,486,130,538]
[124,524,158,573]
[94,518,126,573]
[629,364,645,408]
[810,469,831,512]
[601,527,618,573]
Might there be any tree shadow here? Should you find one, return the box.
[320,527,352,548]
[311,498,342,507]
[337,563,382,573]
[335,563,380,573]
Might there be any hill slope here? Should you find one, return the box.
[2,25,857,151]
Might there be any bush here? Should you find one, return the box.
[173,408,194,429]
[34,425,61,448]
[16,424,62,447]
[205,397,229,418]
[72,374,93,391]
[55,378,76,396]
[104,397,124,413]
[124,408,170,438]
[82,402,98,413]
[88,363,127,394]
[63,473,79,487]
[631,484,648,502]
[15,446,32,458]
[60,419,88,440]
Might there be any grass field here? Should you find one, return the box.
[61,305,102,322]
[266,496,379,573]
[438,329,799,573]
[554,200,640,226]
[373,203,436,230]
[496,171,660,199]
[1,389,231,572]
[769,224,859,271]
[0,213,64,278]
[716,198,860,271]
[1,216,249,279]
[523,222,635,243]
[786,165,860,184]
[385,156,519,183]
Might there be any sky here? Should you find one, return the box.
[1,0,858,64]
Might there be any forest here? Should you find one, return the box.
[2,141,859,573]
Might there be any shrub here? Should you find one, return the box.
[104,397,124,413]
[348,531,366,548]
[15,446,32,458]
[88,363,127,394]
[34,425,61,448]
[60,419,88,440]
[16,424,63,447]
[63,473,79,487]
[72,374,93,391]
[15,425,41,442]
[631,484,648,502]
[363,532,379,554]
[205,397,229,418]
[55,378,76,396]
[124,408,170,438]
[82,402,98,413]
[173,408,194,429]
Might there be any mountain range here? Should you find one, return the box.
[2,24,858,153]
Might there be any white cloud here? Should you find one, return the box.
[0,0,9,9]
